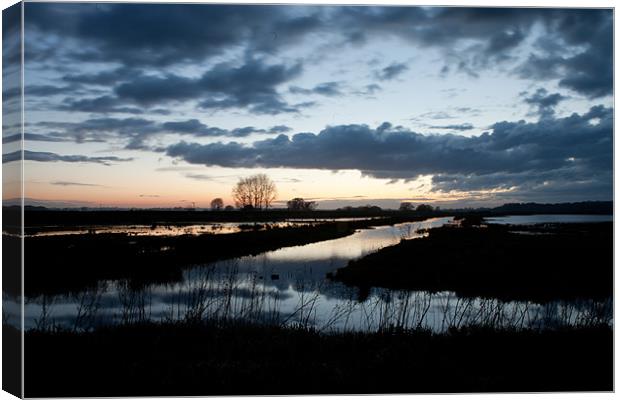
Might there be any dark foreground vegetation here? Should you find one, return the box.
[22,321,612,396]
[333,219,612,302]
[19,215,428,297]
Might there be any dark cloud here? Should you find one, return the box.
[162,120,278,138]
[197,58,303,114]
[3,133,72,144]
[375,63,408,81]
[361,84,382,95]
[345,8,610,94]
[430,123,474,131]
[59,95,145,115]
[230,127,265,137]
[161,119,228,137]
[34,117,287,150]
[313,81,342,96]
[26,85,77,97]
[289,81,342,97]
[454,107,480,115]
[515,54,563,80]
[185,174,215,181]
[24,5,611,116]
[230,126,264,137]
[50,181,103,187]
[555,11,613,98]
[2,3,20,43]
[431,169,612,203]
[112,57,303,114]
[288,87,310,95]
[339,8,536,68]
[3,150,133,165]
[523,88,567,119]
[2,86,21,102]
[114,75,204,106]
[165,106,612,200]
[2,3,21,89]
[486,29,525,59]
[40,117,159,145]
[62,67,143,86]
[26,4,325,67]
[514,9,612,98]
[269,125,292,133]
[416,111,454,120]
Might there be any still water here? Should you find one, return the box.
[16,216,612,332]
[26,217,381,237]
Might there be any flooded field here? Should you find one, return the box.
[25,217,382,237]
[13,216,611,333]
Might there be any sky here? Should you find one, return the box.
[2,2,614,209]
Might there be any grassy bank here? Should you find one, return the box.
[22,321,612,396]
[333,220,612,302]
[21,215,429,296]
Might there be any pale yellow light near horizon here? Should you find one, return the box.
[20,155,452,208]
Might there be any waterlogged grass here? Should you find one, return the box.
[23,320,612,397]
[333,219,612,302]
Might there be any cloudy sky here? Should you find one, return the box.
[2,2,613,209]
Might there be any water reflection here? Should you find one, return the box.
[18,276,612,333]
[26,217,382,237]
[17,217,612,333]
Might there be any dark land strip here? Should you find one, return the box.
[332,218,613,302]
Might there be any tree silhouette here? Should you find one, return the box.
[416,204,434,213]
[210,198,224,210]
[287,197,317,211]
[399,202,414,211]
[232,174,277,210]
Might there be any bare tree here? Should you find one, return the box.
[210,198,224,210]
[232,174,277,210]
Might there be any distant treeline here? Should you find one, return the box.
[487,201,612,215]
[1,200,612,230]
